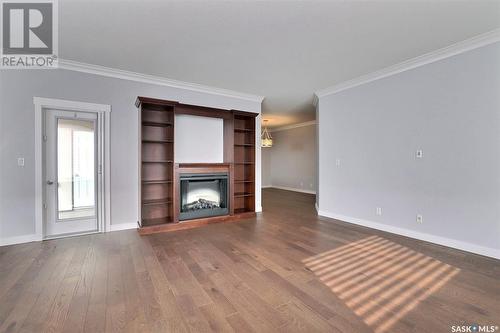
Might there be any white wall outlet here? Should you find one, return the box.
[416,150,423,158]
[416,214,423,223]
[336,159,341,167]
[17,157,25,167]
[376,207,382,216]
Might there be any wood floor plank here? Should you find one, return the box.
[182,250,238,317]
[17,244,77,333]
[0,245,44,301]
[105,235,127,332]
[198,303,234,333]
[153,244,212,307]
[119,234,149,333]
[209,239,293,308]
[82,234,108,333]
[0,242,69,332]
[277,300,341,333]
[129,238,169,333]
[174,294,213,332]
[42,237,92,333]
[61,236,98,333]
[225,312,255,333]
[138,235,190,333]
[1,188,498,333]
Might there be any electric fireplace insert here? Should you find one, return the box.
[179,173,229,221]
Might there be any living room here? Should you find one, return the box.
[0,1,499,332]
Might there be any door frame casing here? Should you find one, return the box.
[34,97,111,240]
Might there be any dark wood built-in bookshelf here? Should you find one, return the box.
[233,113,255,214]
[137,100,176,228]
[136,97,258,235]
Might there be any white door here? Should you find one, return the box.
[44,109,99,237]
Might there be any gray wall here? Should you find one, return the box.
[318,42,500,254]
[263,124,317,193]
[0,69,261,239]
[261,147,272,187]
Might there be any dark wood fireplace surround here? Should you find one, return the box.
[136,96,257,235]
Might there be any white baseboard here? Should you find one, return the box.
[263,185,316,195]
[317,209,500,260]
[261,185,273,189]
[0,234,39,247]
[109,222,138,232]
[1,222,137,246]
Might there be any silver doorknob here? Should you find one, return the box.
[46,180,54,185]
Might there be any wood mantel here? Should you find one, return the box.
[176,163,231,174]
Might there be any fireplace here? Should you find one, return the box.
[179,172,229,221]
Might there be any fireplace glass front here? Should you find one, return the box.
[179,173,229,221]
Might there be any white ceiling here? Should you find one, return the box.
[60,0,500,127]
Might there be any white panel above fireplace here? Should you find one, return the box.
[174,114,224,163]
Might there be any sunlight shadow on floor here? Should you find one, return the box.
[303,236,460,333]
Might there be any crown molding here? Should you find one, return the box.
[315,29,500,99]
[57,59,265,104]
[312,94,319,107]
[270,120,316,132]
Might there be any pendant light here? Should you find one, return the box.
[261,119,273,148]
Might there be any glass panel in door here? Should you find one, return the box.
[57,119,96,220]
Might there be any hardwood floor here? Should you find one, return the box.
[1,188,499,332]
